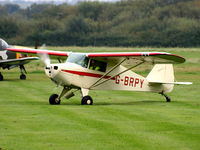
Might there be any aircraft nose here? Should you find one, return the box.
[44,65,59,78]
[44,66,51,77]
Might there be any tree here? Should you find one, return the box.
[0,17,19,38]
[78,2,103,21]
[5,4,20,14]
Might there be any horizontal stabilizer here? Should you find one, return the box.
[173,82,193,85]
[149,81,192,85]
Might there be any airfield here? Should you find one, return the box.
[0,47,199,150]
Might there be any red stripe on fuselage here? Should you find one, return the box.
[61,70,115,80]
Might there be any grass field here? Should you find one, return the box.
[0,47,200,150]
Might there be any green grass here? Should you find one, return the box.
[0,47,200,150]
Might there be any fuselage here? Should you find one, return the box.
[45,62,169,93]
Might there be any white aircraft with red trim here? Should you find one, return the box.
[3,39,192,105]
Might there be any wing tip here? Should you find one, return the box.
[170,54,186,64]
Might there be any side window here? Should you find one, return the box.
[89,59,107,72]
[80,57,89,68]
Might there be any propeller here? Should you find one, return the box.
[35,41,50,66]
[38,53,51,67]
[38,53,52,78]
[0,39,9,50]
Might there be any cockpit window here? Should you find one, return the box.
[66,53,89,68]
[89,59,107,72]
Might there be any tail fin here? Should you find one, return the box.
[146,64,174,93]
[147,64,174,83]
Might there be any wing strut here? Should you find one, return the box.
[89,58,127,88]
[90,60,145,89]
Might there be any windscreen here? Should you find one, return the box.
[66,53,89,68]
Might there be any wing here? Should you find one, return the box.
[0,57,38,68]
[86,52,185,65]
[6,46,185,64]
[6,47,70,61]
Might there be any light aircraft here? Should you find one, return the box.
[2,39,192,105]
[0,39,38,81]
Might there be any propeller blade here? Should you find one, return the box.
[0,39,9,50]
[39,43,46,49]
[38,53,50,66]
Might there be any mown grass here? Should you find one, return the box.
[0,47,200,150]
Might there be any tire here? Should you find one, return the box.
[0,73,3,81]
[81,96,93,105]
[166,96,171,102]
[49,94,60,105]
[20,74,26,80]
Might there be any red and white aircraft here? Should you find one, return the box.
[4,40,192,105]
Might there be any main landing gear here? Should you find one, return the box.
[49,94,60,105]
[0,72,26,81]
[49,87,93,105]
[0,72,3,81]
[80,88,93,105]
[49,87,73,105]
[19,65,27,80]
[0,65,27,81]
[160,92,171,102]
[81,96,93,105]
[20,74,26,80]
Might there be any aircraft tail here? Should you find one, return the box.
[146,64,175,93]
[146,64,192,93]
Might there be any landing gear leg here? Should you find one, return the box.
[19,65,27,80]
[49,87,71,105]
[160,92,171,102]
[81,88,93,105]
[0,72,3,81]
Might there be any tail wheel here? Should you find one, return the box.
[81,96,93,105]
[165,95,171,102]
[49,94,60,105]
[160,92,171,102]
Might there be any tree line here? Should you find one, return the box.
[0,0,200,47]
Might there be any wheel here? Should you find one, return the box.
[0,73,3,81]
[160,92,171,102]
[81,96,93,105]
[49,94,60,105]
[20,74,26,80]
[166,96,171,102]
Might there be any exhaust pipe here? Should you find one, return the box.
[65,92,75,99]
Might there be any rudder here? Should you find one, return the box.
[146,64,174,93]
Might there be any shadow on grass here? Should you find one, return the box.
[1,101,48,106]
[60,100,171,106]
[2,99,175,106]
[94,100,167,106]
[2,79,21,81]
